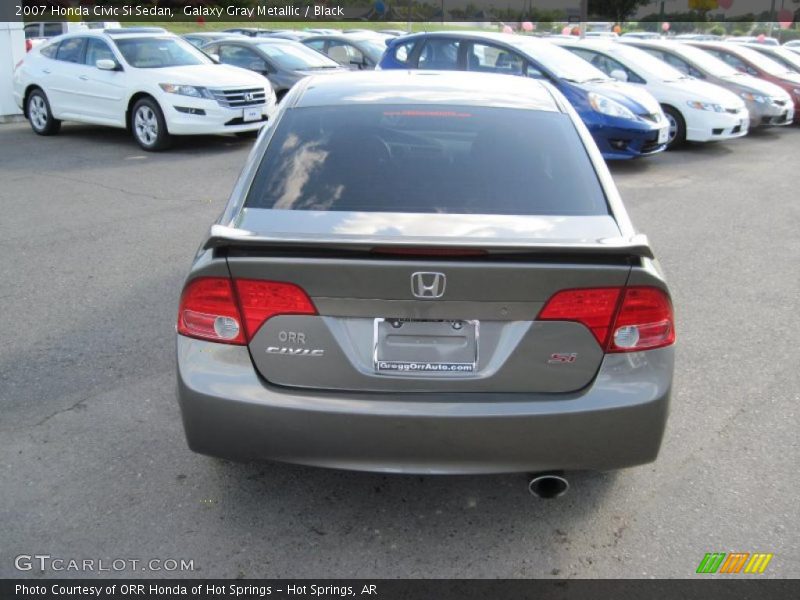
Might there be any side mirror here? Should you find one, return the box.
[249,60,268,73]
[96,59,118,71]
[609,68,628,82]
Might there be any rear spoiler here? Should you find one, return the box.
[204,225,654,259]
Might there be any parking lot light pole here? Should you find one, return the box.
[579,0,588,39]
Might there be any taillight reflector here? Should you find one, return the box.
[177,277,317,345]
[537,286,674,353]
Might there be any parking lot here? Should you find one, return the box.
[1,121,798,579]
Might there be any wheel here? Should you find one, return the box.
[662,105,686,150]
[27,89,61,136]
[131,97,171,151]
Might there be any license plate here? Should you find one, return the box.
[243,107,262,122]
[373,319,478,374]
[657,126,669,144]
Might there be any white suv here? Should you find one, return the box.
[13,28,277,150]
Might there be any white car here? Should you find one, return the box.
[784,40,800,55]
[552,39,749,148]
[13,27,277,150]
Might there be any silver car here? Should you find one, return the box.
[623,39,795,127]
[176,72,675,492]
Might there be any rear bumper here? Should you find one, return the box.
[176,337,673,474]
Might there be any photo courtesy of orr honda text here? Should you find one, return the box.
[1,0,798,596]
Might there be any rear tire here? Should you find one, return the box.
[662,105,686,150]
[131,97,171,151]
[27,89,61,136]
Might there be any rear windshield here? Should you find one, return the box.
[255,42,339,70]
[245,105,608,216]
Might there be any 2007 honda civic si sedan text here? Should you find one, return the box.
[176,71,675,478]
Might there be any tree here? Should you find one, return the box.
[589,0,651,23]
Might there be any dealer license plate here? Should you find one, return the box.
[373,319,478,374]
[243,107,262,122]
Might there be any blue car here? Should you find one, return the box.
[378,32,669,160]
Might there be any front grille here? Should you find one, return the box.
[639,112,661,123]
[773,99,787,107]
[762,113,790,125]
[224,115,269,127]
[210,87,267,108]
[725,108,739,114]
[640,140,663,154]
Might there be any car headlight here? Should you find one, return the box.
[686,100,723,112]
[588,92,636,120]
[159,84,213,99]
[740,92,769,104]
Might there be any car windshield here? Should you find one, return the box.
[608,44,687,81]
[513,39,610,82]
[256,42,339,69]
[761,47,800,71]
[357,39,388,61]
[733,45,795,75]
[670,44,739,77]
[245,104,608,216]
[114,37,210,68]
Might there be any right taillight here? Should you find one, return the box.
[537,285,674,353]
[177,277,317,345]
[25,40,32,53]
[607,286,675,353]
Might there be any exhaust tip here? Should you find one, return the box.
[528,473,569,499]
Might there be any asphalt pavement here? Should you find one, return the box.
[1,122,798,578]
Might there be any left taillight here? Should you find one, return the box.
[177,277,246,345]
[25,40,32,53]
[177,277,317,345]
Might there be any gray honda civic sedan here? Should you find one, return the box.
[176,71,675,492]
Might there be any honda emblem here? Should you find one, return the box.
[411,272,446,299]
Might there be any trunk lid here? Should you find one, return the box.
[217,211,647,394]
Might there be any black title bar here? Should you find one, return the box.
[3,0,799,23]
[2,579,800,600]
